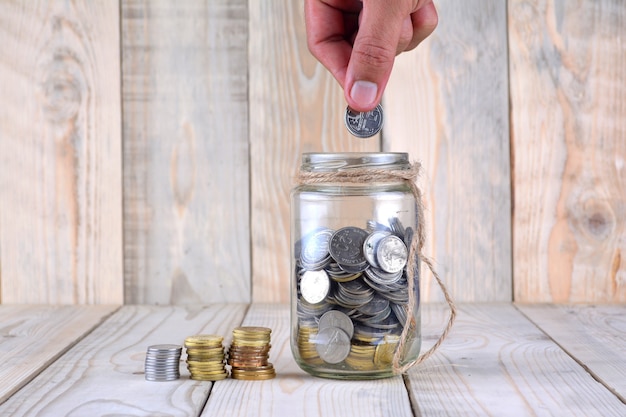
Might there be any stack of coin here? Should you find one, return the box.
[345,343,377,370]
[184,334,228,381]
[227,326,276,380]
[144,344,182,381]
[297,322,323,365]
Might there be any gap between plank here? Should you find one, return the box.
[197,303,252,417]
[402,373,421,417]
[513,304,626,405]
[1,305,122,405]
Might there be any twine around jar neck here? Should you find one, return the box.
[297,161,457,375]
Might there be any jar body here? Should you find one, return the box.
[290,153,421,379]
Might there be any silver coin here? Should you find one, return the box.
[329,227,369,267]
[344,104,384,138]
[376,235,408,273]
[357,294,390,317]
[391,302,408,326]
[315,327,351,364]
[363,230,391,269]
[300,270,330,304]
[301,228,333,270]
[318,310,355,339]
[147,344,182,353]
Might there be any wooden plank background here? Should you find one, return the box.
[1,0,624,305]
[0,0,123,303]
[509,0,626,303]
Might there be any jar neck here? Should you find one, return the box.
[301,152,411,173]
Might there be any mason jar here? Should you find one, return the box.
[290,152,421,379]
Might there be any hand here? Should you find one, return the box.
[305,0,438,112]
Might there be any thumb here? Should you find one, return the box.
[345,1,407,111]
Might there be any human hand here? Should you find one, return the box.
[305,0,438,112]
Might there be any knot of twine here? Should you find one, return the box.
[297,162,456,375]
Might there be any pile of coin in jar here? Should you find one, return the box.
[295,217,415,370]
[227,326,276,380]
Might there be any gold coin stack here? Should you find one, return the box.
[227,326,276,380]
[345,343,377,370]
[297,325,323,365]
[184,334,228,381]
[374,335,400,367]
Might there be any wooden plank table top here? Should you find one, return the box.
[0,303,624,416]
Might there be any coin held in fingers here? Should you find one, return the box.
[344,104,384,138]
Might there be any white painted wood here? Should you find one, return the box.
[509,0,626,303]
[407,304,626,416]
[201,304,414,416]
[384,0,512,302]
[121,0,251,304]
[0,305,247,415]
[517,304,626,402]
[0,305,118,404]
[0,0,123,304]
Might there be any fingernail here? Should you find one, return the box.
[350,80,378,108]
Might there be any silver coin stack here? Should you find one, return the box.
[144,344,182,381]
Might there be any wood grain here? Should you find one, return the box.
[509,0,626,302]
[202,303,414,416]
[248,0,379,303]
[122,0,251,304]
[384,0,512,302]
[408,304,626,416]
[517,304,626,401]
[0,305,117,404]
[0,304,247,416]
[0,1,123,303]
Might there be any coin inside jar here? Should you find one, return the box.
[376,235,408,273]
[315,327,351,364]
[299,270,330,304]
[318,310,355,339]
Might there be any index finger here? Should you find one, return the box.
[304,0,362,88]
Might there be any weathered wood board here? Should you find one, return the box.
[0,304,247,415]
[0,0,123,303]
[121,0,251,304]
[384,0,512,302]
[1,304,624,415]
[0,0,624,305]
[408,304,626,416]
[517,304,626,402]
[509,0,626,302]
[0,305,118,404]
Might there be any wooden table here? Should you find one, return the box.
[0,303,624,416]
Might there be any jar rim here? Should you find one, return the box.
[301,152,410,172]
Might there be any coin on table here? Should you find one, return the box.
[300,269,330,304]
[315,327,351,364]
[344,104,384,138]
[376,235,408,273]
[184,335,224,348]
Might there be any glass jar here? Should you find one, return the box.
[290,152,421,379]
